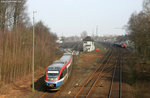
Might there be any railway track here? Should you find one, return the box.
[74,47,115,98]
[41,43,124,98]
[74,46,124,98]
[108,48,123,98]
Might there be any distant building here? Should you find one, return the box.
[56,37,63,44]
[83,36,95,52]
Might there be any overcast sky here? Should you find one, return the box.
[26,0,143,37]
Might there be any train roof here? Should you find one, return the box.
[47,63,64,68]
[53,60,66,64]
[63,52,72,55]
[60,53,72,62]
[47,52,72,69]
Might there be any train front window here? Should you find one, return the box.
[47,70,59,77]
[47,67,60,78]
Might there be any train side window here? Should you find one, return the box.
[59,68,67,80]
[68,65,72,75]
[60,73,63,79]
[64,68,67,75]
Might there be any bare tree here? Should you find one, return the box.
[0,0,29,31]
[0,0,59,86]
[143,0,150,13]
[13,0,29,28]
[127,5,150,59]
[81,31,88,39]
[0,0,8,31]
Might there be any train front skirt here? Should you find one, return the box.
[45,79,64,89]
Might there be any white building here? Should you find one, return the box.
[56,37,63,44]
[83,36,95,52]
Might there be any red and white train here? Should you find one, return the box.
[114,42,127,48]
[45,53,73,90]
[121,43,126,48]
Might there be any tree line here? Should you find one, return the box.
[127,0,150,60]
[0,0,59,85]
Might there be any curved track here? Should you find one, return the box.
[74,46,125,98]
[41,43,125,98]
[75,47,115,98]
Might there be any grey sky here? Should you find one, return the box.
[27,0,143,37]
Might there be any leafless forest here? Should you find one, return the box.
[127,0,150,60]
[0,0,59,85]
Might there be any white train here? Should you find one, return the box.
[45,53,73,90]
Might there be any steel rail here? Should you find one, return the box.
[108,53,119,98]
[85,46,118,97]
[108,48,122,98]
[119,50,123,98]
[75,47,113,98]
[86,50,113,98]
[74,48,112,97]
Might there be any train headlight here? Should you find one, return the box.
[48,78,53,81]
[47,77,57,81]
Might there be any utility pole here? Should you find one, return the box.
[92,29,95,39]
[96,25,98,36]
[96,25,98,41]
[32,11,36,92]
